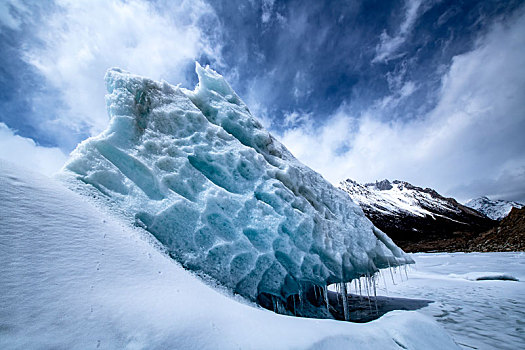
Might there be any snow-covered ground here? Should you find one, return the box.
[373,252,525,349]
[3,160,523,350]
[0,161,457,349]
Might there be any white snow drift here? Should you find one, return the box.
[0,161,458,349]
[59,64,412,304]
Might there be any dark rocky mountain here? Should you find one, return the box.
[339,179,497,252]
[467,207,525,252]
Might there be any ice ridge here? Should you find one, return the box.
[60,63,413,304]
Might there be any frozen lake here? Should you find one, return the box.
[377,252,525,349]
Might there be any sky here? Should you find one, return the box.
[0,0,524,203]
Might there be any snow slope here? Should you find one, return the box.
[465,196,524,220]
[380,252,525,350]
[0,160,457,349]
[59,65,411,305]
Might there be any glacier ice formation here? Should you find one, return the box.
[1,160,459,349]
[60,64,413,311]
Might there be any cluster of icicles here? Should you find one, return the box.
[269,265,410,322]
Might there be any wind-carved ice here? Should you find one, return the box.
[60,64,413,318]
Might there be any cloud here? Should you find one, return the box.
[261,0,275,23]
[4,0,220,148]
[376,80,417,110]
[373,0,424,63]
[0,123,67,176]
[0,0,29,31]
[283,111,313,128]
[278,9,525,202]
[449,167,525,203]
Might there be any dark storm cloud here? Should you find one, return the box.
[206,0,523,130]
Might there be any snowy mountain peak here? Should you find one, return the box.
[339,179,495,249]
[60,65,412,305]
[364,179,393,191]
[341,178,457,215]
[341,178,452,218]
[465,197,524,221]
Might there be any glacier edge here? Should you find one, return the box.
[59,63,413,306]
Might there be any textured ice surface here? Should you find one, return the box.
[60,64,412,302]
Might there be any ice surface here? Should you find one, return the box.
[59,64,412,303]
[0,161,458,349]
[380,252,525,350]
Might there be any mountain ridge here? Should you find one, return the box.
[465,196,524,221]
[339,179,497,252]
[467,207,525,252]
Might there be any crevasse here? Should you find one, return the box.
[60,63,413,309]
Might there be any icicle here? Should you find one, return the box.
[372,274,378,315]
[365,274,372,311]
[380,269,388,295]
[324,285,330,314]
[397,266,403,282]
[404,265,409,280]
[387,261,396,284]
[314,285,318,300]
[340,282,350,321]
[372,275,377,298]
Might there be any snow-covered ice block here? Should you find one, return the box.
[60,64,413,302]
[0,160,458,349]
[450,272,519,281]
